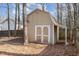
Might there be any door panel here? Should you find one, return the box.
[35,25,50,44]
[43,36,48,44]
[43,27,48,35]
[43,27,48,44]
[37,36,41,43]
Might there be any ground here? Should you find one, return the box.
[0,37,78,56]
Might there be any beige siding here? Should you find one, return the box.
[27,10,52,42]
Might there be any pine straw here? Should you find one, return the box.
[0,43,78,56]
[0,37,78,56]
[0,43,47,56]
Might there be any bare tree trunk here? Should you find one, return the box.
[57,3,60,23]
[7,3,10,37]
[57,3,62,24]
[14,3,18,36]
[17,3,20,30]
[23,3,28,45]
[66,4,73,44]
[60,4,62,24]
[77,4,79,44]
[73,3,77,45]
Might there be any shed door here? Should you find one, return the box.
[35,25,50,44]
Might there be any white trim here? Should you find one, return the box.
[50,14,67,29]
[35,26,37,41]
[35,25,50,44]
[41,26,43,43]
[65,27,68,45]
[52,24,55,45]
[57,26,59,42]
[48,25,50,44]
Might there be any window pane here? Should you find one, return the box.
[37,27,41,35]
[43,27,48,35]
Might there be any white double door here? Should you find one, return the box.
[35,25,50,44]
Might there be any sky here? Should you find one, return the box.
[0,3,67,30]
[0,3,57,19]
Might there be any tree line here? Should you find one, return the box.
[57,3,79,46]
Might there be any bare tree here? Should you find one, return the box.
[17,3,20,30]
[57,3,62,24]
[65,3,79,45]
[14,3,18,36]
[7,3,10,37]
[23,3,28,45]
[60,4,62,24]
[73,3,77,45]
[66,4,73,44]
[57,3,60,23]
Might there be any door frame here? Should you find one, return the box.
[35,25,50,43]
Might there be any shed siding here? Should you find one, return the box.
[27,10,52,42]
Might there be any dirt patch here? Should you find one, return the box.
[0,43,47,56]
[0,37,78,56]
[0,43,77,56]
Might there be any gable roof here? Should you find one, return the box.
[27,9,67,28]
[27,9,57,22]
[27,9,47,16]
[0,18,15,24]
